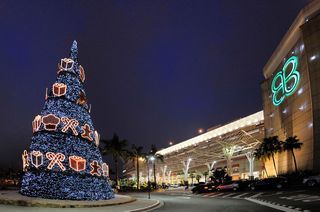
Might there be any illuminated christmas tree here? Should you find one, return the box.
[20,41,114,200]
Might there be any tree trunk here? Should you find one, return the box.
[292,149,298,173]
[153,162,156,186]
[271,154,278,176]
[114,156,119,186]
[204,175,207,182]
[264,162,269,178]
[136,156,140,190]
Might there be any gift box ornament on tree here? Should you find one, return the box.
[31,151,43,168]
[52,83,67,97]
[20,41,114,200]
[60,58,74,71]
[69,155,86,172]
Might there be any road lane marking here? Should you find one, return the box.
[250,192,263,198]
[176,196,191,199]
[232,193,249,198]
[202,193,218,197]
[245,198,298,212]
[301,195,320,202]
[221,193,235,198]
[208,193,225,198]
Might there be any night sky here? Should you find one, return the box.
[0,0,309,168]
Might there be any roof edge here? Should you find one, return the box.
[157,111,264,156]
[263,0,320,78]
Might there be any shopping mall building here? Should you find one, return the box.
[124,0,320,184]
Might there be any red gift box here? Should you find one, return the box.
[69,155,86,172]
[52,83,67,97]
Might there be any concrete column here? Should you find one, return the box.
[245,151,255,180]
[182,158,192,181]
[139,171,143,183]
[206,160,217,175]
[156,172,160,182]
[160,165,167,183]
[223,146,235,175]
[167,170,172,184]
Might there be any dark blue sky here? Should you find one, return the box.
[0,0,309,168]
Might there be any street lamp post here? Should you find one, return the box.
[147,156,155,199]
[147,165,150,199]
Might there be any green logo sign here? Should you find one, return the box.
[271,56,300,106]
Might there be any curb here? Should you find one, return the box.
[245,197,301,212]
[127,200,161,212]
[0,191,136,208]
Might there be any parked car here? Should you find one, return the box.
[169,184,179,188]
[216,181,240,191]
[303,175,320,187]
[248,177,288,190]
[161,183,169,189]
[191,182,217,194]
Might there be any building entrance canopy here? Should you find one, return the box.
[156,111,264,177]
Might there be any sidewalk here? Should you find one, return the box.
[0,190,161,211]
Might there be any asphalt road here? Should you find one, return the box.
[130,193,279,212]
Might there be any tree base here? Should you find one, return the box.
[20,171,114,200]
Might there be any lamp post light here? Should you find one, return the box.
[147,156,155,199]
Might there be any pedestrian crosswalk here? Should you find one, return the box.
[232,192,249,198]
[166,190,320,203]
[280,194,320,203]
[166,191,264,199]
[164,190,320,212]
[194,192,264,199]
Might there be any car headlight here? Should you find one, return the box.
[204,186,208,189]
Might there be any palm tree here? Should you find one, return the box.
[282,136,303,173]
[254,147,268,178]
[261,136,282,176]
[202,171,209,182]
[130,144,145,190]
[196,174,202,183]
[100,133,128,186]
[189,171,195,185]
[149,144,164,186]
